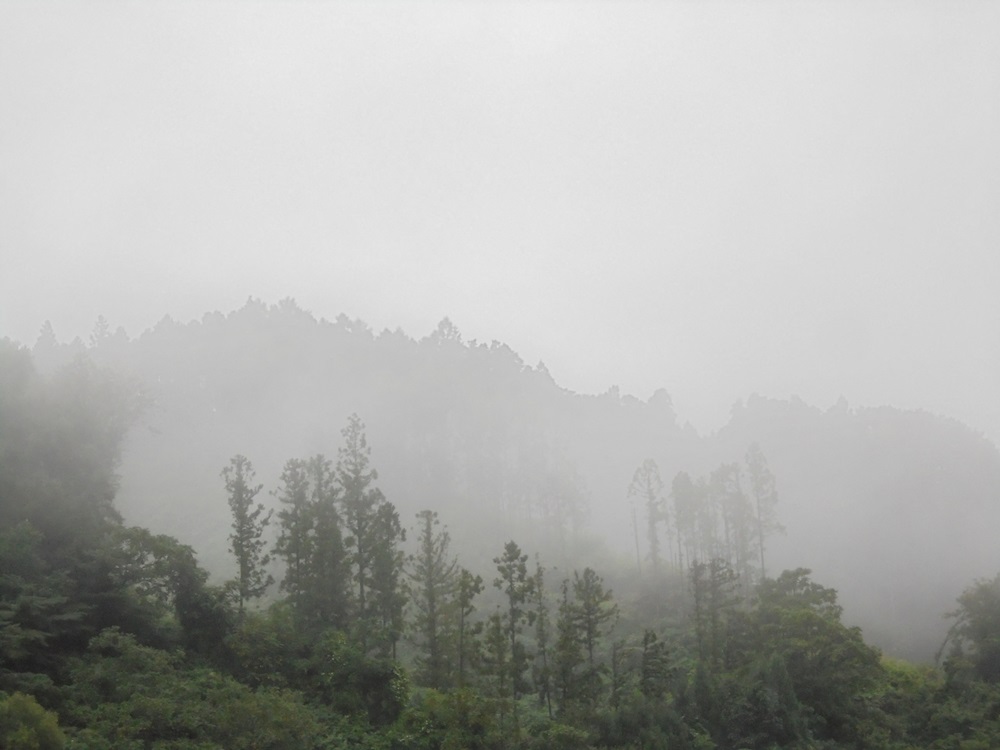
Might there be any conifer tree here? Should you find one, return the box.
[531,559,553,718]
[690,558,739,669]
[482,611,512,732]
[628,459,668,575]
[222,455,273,614]
[554,578,585,712]
[455,567,484,687]
[305,453,349,631]
[274,458,312,615]
[336,414,385,634]
[573,567,618,669]
[407,510,458,689]
[640,629,672,699]
[492,540,535,700]
[745,443,783,579]
[369,500,406,657]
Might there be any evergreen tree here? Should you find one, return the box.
[628,459,668,575]
[553,578,585,713]
[336,414,383,635]
[531,558,553,718]
[690,558,739,670]
[455,567,484,688]
[369,502,406,658]
[709,463,755,590]
[482,611,512,735]
[640,629,671,699]
[273,458,312,617]
[222,455,273,615]
[492,541,535,701]
[407,510,458,689]
[745,443,783,579]
[670,471,700,572]
[306,453,350,631]
[573,567,618,670]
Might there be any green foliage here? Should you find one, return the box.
[222,455,273,613]
[455,568,485,688]
[0,692,66,750]
[311,630,408,726]
[0,346,145,557]
[553,579,585,714]
[274,458,314,610]
[225,606,303,689]
[394,688,495,750]
[407,510,459,689]
[721,655,808,750]
[337,414,405,657]
[0,522,82,694]
[274,455,351,634]
[13,335,1000,750]
[943,573,1000,684]
[65,628,328,749]
[106,525,233,658]
[751,569,883,744]
[305,454,351,632]
[689,558,739,669]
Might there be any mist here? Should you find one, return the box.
[2,2,999,442]
[2,3,1000,747]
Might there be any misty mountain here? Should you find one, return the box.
[32,298,1000,661]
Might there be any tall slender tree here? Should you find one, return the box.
[222,455,273,615]
[554,578,585,713]
[572,567,618,671]
[493,541,535,701]
[628,459,668,575]
[690,558,739,670]
[745,443,783,579]
[274,458,312,616]
[305,453,349,631]
[455,567,484,687]
[336,414,383,629]
[369,502,406,658]
[531,558,553,718]
[408,510,457,687]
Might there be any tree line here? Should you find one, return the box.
[5,339,1000,749]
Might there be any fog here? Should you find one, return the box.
[2,2,1000,666]
[2,2,998,441]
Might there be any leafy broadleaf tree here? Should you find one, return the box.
[222,455,273,615]
[942,572,1000,684]
[753,568,882,744]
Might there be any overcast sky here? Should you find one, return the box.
[2,2,998,440]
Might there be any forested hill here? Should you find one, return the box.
[29,298,1000,661]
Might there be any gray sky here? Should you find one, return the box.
[2,1,998,440]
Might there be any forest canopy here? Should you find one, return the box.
[3,330,1000,748]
